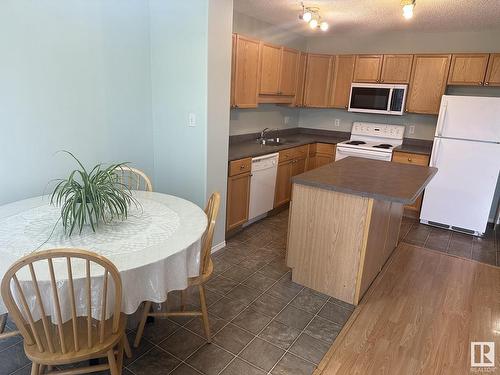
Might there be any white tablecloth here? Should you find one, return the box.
[0,191,207,321]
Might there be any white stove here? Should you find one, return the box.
[335,122,405,162]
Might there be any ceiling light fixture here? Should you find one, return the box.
[299,3,329,32]
[401,0,416,20]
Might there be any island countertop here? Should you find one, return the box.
[292,156,437,205]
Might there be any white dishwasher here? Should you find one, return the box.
[248,153,279,222]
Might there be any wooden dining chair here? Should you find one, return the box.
[117,166,153,192]
[0,313,19,340]
[134,192,221,347]
[1,248,127,375]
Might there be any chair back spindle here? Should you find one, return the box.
[117,166,153,192]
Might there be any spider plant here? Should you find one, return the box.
[51,151,139,235]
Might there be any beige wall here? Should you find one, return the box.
[306,29,500,54]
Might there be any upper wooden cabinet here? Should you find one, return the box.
[279,48,300,95]
[354,54,412,84]
[329,55,355,109]
[304,54,334,108]
[230,34,236,107]
[233,35,261,108]
[380,55,413,83]
[406,54,451,115]
[448,54,490,86]
[353,55,383,83]
[259,43,282,94]
[259,44,299,98]
[485,54,500,86]
[293,52,307,107]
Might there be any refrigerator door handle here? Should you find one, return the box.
[430,138,441,167]
[436,101,448,137]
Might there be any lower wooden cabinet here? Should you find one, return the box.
[226,158,252,231]
[307,143,336,170]
[274,160,293,207]
[274,146,308,208]
[392,151,430,215]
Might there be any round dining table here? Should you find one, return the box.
[0,191,207,321]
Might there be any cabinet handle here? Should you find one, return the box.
[344,105,348,109]
[485,82,489,86]
[408,157,412,162]
[380,79,384,83]
[478,81,483,85]
[240,165,245,169]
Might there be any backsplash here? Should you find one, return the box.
[298,108,438,140]
[230,104,299,136]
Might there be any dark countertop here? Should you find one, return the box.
[228,128,433,161]
[292,156,437,204]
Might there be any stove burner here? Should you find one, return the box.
[346,140,366,145]
[373,144,393,149]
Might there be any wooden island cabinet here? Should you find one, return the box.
[287,157,437,305]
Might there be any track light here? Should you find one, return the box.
[401,0,416,20]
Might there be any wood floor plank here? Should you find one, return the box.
[315,243,500,375]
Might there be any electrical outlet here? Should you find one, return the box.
[334,119,340,127]
[409,125,415,135]
[284,116,290,125]
[188,113,196,127]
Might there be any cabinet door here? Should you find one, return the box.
[259,43,282,95]
[406,54,451,115]
[279,48,299,96]
[448,54,489,86]
[304,54,334,108]
[380,55,413,84]
[226,172,251,230]
[353,55,383,83]
[485,54,500,87]
[274,161,293,207]
[291,158,306,177]
[392,151,430,213]
[234,35,261,108]
[329,55,355,109]
[230,34,236,108]
[294,52,307,107]
[315,154,334,168]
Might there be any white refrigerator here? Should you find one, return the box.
[420,95,500,236]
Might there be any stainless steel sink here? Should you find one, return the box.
[256,138,290,146]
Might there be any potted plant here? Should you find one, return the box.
[51,151,139,235]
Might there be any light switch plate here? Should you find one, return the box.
[409,125,415,135]
[188,113,196,127]
[334,119,340,127]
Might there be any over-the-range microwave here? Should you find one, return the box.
[348,83,408,116]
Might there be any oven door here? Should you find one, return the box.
[335,147,392,162]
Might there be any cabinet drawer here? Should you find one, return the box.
[392,151,429,166]
[315,143,335,155]
[229,158,252,176]
[279,145,308,163]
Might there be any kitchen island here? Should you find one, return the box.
[286,156,437,305]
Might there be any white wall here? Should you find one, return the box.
[0,1,154,204]
[207,0,233,246]
[150,1,208,206]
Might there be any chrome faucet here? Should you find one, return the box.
[260,128,270,140]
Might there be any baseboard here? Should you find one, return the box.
[212,241,226,254]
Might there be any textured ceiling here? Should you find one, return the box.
[233,0,500,35]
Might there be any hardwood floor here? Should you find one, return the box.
[315,243,500,375]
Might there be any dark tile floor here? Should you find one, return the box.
[3,211,498,374]
[399,216,499,266]
[1,209,354,375]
